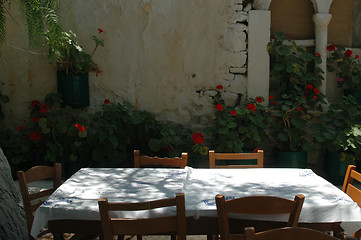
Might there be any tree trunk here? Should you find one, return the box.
[0,147,28,239]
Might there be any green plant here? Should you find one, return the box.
[268,32,324,98]
[0,0,61,49]
[266,32,326,152]
[327,44,361,89]
[310,96,361,163]
[45,28,104,75]
[206,85,268,153]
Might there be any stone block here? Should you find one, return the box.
[225,51,247,67]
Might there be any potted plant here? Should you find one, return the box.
[311,95,361,184]
[44,28,104,108]
[267,32,325,168]
[206,85,268,155]
[327,44,361,104]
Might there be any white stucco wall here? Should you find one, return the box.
[0,0,250,129]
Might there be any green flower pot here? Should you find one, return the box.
[325,151,349,186]
[57,72,90,108]
[275,151,307,168]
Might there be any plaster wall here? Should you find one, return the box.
[0,0,250,129]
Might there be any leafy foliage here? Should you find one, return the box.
[0,0,61,49]
[327,45,361,89]
[206,86,268,153]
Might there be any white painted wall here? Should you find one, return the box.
[0,0,251,129]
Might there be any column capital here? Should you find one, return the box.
[313,13,332,27]
[310,0,333,14]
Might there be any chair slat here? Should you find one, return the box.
[134,150,188,168]
[98,193,186,240]
[209,150,264,168]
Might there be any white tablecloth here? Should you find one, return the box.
[31,167,361,238]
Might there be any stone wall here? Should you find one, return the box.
[0,0,251,129]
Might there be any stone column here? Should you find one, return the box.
[313,13,332,95]
[248,10,271,105]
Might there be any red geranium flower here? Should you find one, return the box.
[253,148,261,153]
[17,125,24,131]
[32,117,39,123]
[192,132,204,144]
[306,84,313,90]
[255,96,263,103]
[272,101,276,105]
[30,131,40,141]
[39,105,49,113]
[338,77,344,82]
[356,55,360,59]
[98,28,104,33]
[216,84,223,90]
[314,96,318,99]
[296,107,303,112]
[313,88,319,95]
[230,110,237,116]
[345,49,353,60]
[75,123,85,132]
[104,99,111,104]
[246,103,256,112]
[30,100,41,107]
[326,44,335,51]
[269,95,274,100]
[215,103,223,111]
[314,52,321,58]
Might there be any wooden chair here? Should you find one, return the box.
[17,163,62,239]
[98,193,186,240]
[209,150,264,168]
[342,165,361,240]
[134,150,188,168]
[243,226,341,240]
[215,194,305,240]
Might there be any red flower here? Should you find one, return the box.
[326,44,336,51]
[39,105,49,113]
[253,148,261,153]
[306,84,313,90]
[215,103,223,111]
[296,107,303,112]
[192,132,204,144]
[269,95,274,100]
[314,52,321,58]
[345,49,353,60]
[17,125,24,131]
[32,117,39,123]
[246,103,256,112]
[338,77,344,82]
[98,28,104,33]
[356,55,360,59]
[75,123,85,132]
[255,96,263,103]
[272,101,276,105]
[313,88,319,95]
[30,131,40,141]
[314,96,318,99]
[30,100,41,107]
[230,110,237,116]
[216,84,223,90]
[104,99,111,104]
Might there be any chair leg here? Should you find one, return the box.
[171,234,176,240]
[136,235,142,240]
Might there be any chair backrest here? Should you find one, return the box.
[209,150,264,168]
[342,165,361,240]
[134,150,188,168]
[98,193,186,240]
[17,163,62,233]
[243,226,339,240]
[216,194,305,240]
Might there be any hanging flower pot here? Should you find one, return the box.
[57,72,90,108]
